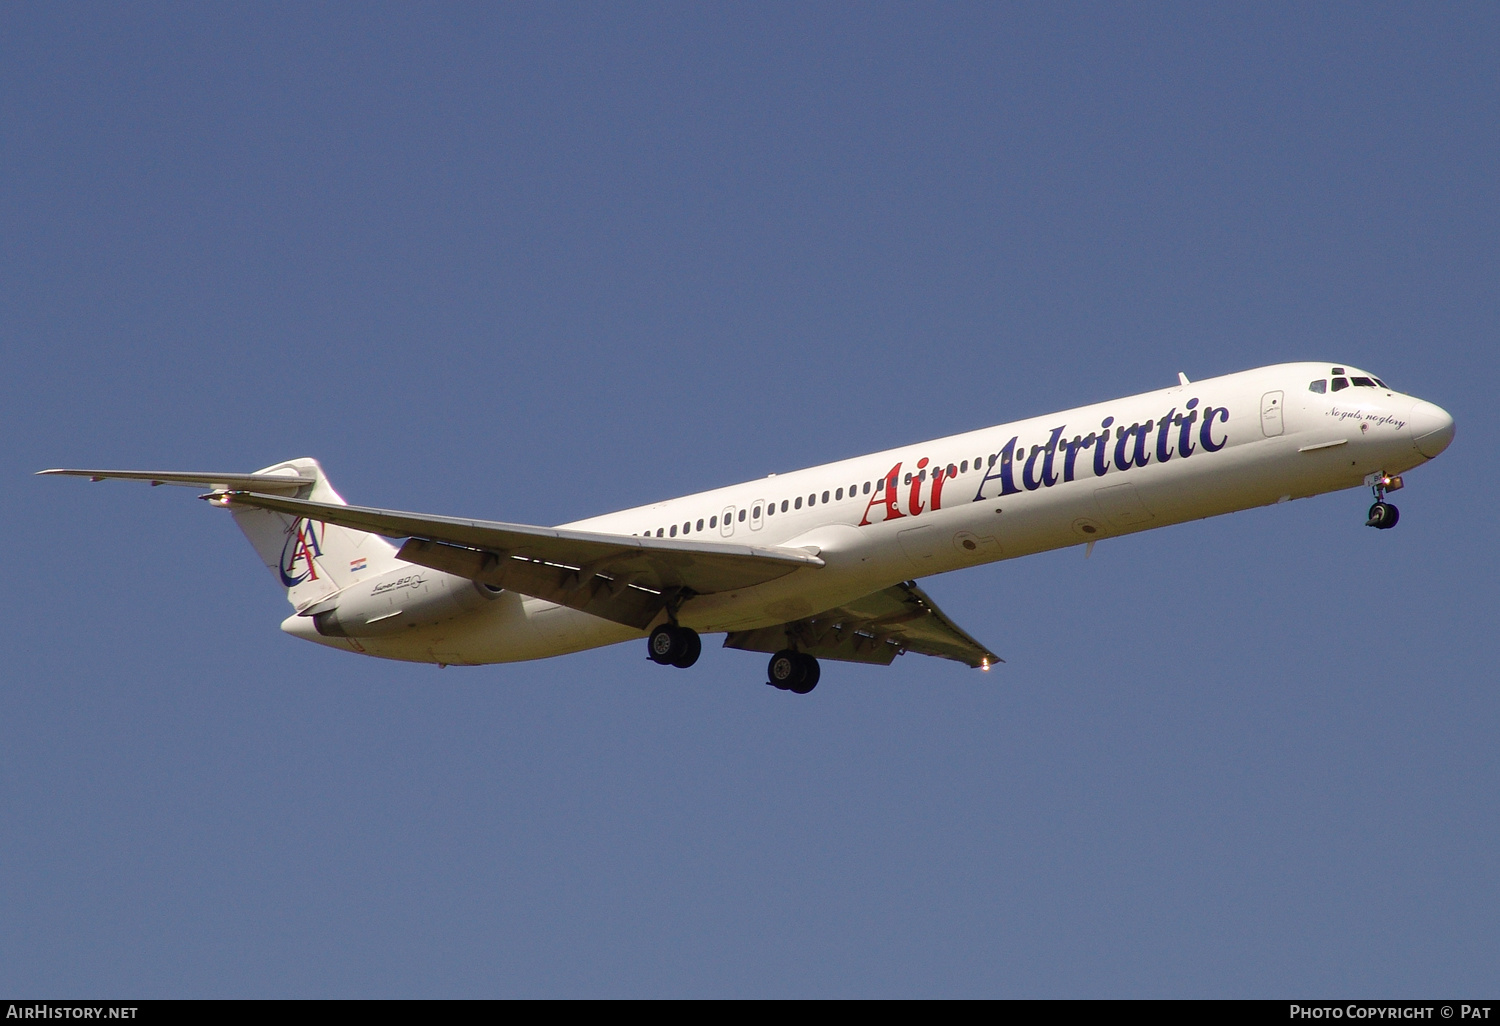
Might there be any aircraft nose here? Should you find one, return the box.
[1408,400,1455,459]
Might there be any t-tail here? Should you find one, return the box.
[37,458,502,655]
[225,458,404,612]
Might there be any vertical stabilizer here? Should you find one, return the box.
[229,458,402,611]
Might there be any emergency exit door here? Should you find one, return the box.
[1261,391,1284,437]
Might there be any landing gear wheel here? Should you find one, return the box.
[671,628,701,669]
[1366,501,1399,530]
[648,625,701,667]
[767,650,819,693]
[789,653,820,695]
[767,649,802,690]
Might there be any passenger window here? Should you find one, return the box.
[1332,377,1349,391]
[1309,379,1327,393]
[794,496,802,509]
[739,509,747,522]
[863,481,871,494]
[780,500,788,512]
[961,460,968,473]
[904,473,912,484]
[670,525,677,537]
[766,503,775,516]
[822,490,830,503]
[836,488,843,500]
[1351,376,1375,387]
[696,519,704,531]
[710,516,717,528]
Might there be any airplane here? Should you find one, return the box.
[40,362,1454,694]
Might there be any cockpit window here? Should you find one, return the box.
[1351,376,1376,387]
[1309,379,1327,394]
[1374,378,1389,388]
[1331,377,1349,391]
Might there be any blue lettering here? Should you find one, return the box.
[1093,418,1114,478]
[1061,433,1086,482]
[1200,406,1229,452]
[1155,408,1176,464]
[1039,426,1065,488]
[1178,398,1199,457]
[1114,422,1151,471]
[971,436,1021,501]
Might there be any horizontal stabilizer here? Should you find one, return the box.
[37,468,315,494]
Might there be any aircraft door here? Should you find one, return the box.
[721,506,736,537]
[1261,391,1285,437]
[749,500,765,531]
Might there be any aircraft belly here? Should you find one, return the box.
[345,591,640,665]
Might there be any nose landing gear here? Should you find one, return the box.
[1365,472,1403,530]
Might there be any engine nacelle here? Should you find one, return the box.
[310,566,502,638]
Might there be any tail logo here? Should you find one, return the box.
[279,519,324,587]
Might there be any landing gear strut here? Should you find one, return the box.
[767,649,820,694]
[648,624,701,668]
[1365,472,1403,530]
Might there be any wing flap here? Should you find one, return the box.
[725,581,1001,669]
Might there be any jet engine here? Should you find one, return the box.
[310,566,502,638]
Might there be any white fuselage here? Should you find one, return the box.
[283,362,1453,666]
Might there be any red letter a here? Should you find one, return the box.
[858,462,907,526]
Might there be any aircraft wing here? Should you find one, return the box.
[723,581,1001,669]
[220,491,824,630]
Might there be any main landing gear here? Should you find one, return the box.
[767,649,820,695]
[646,626,821,695]
[1365,472,1403,530]
[647,624,701,668]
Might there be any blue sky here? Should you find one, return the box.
[3,3,1496,997]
